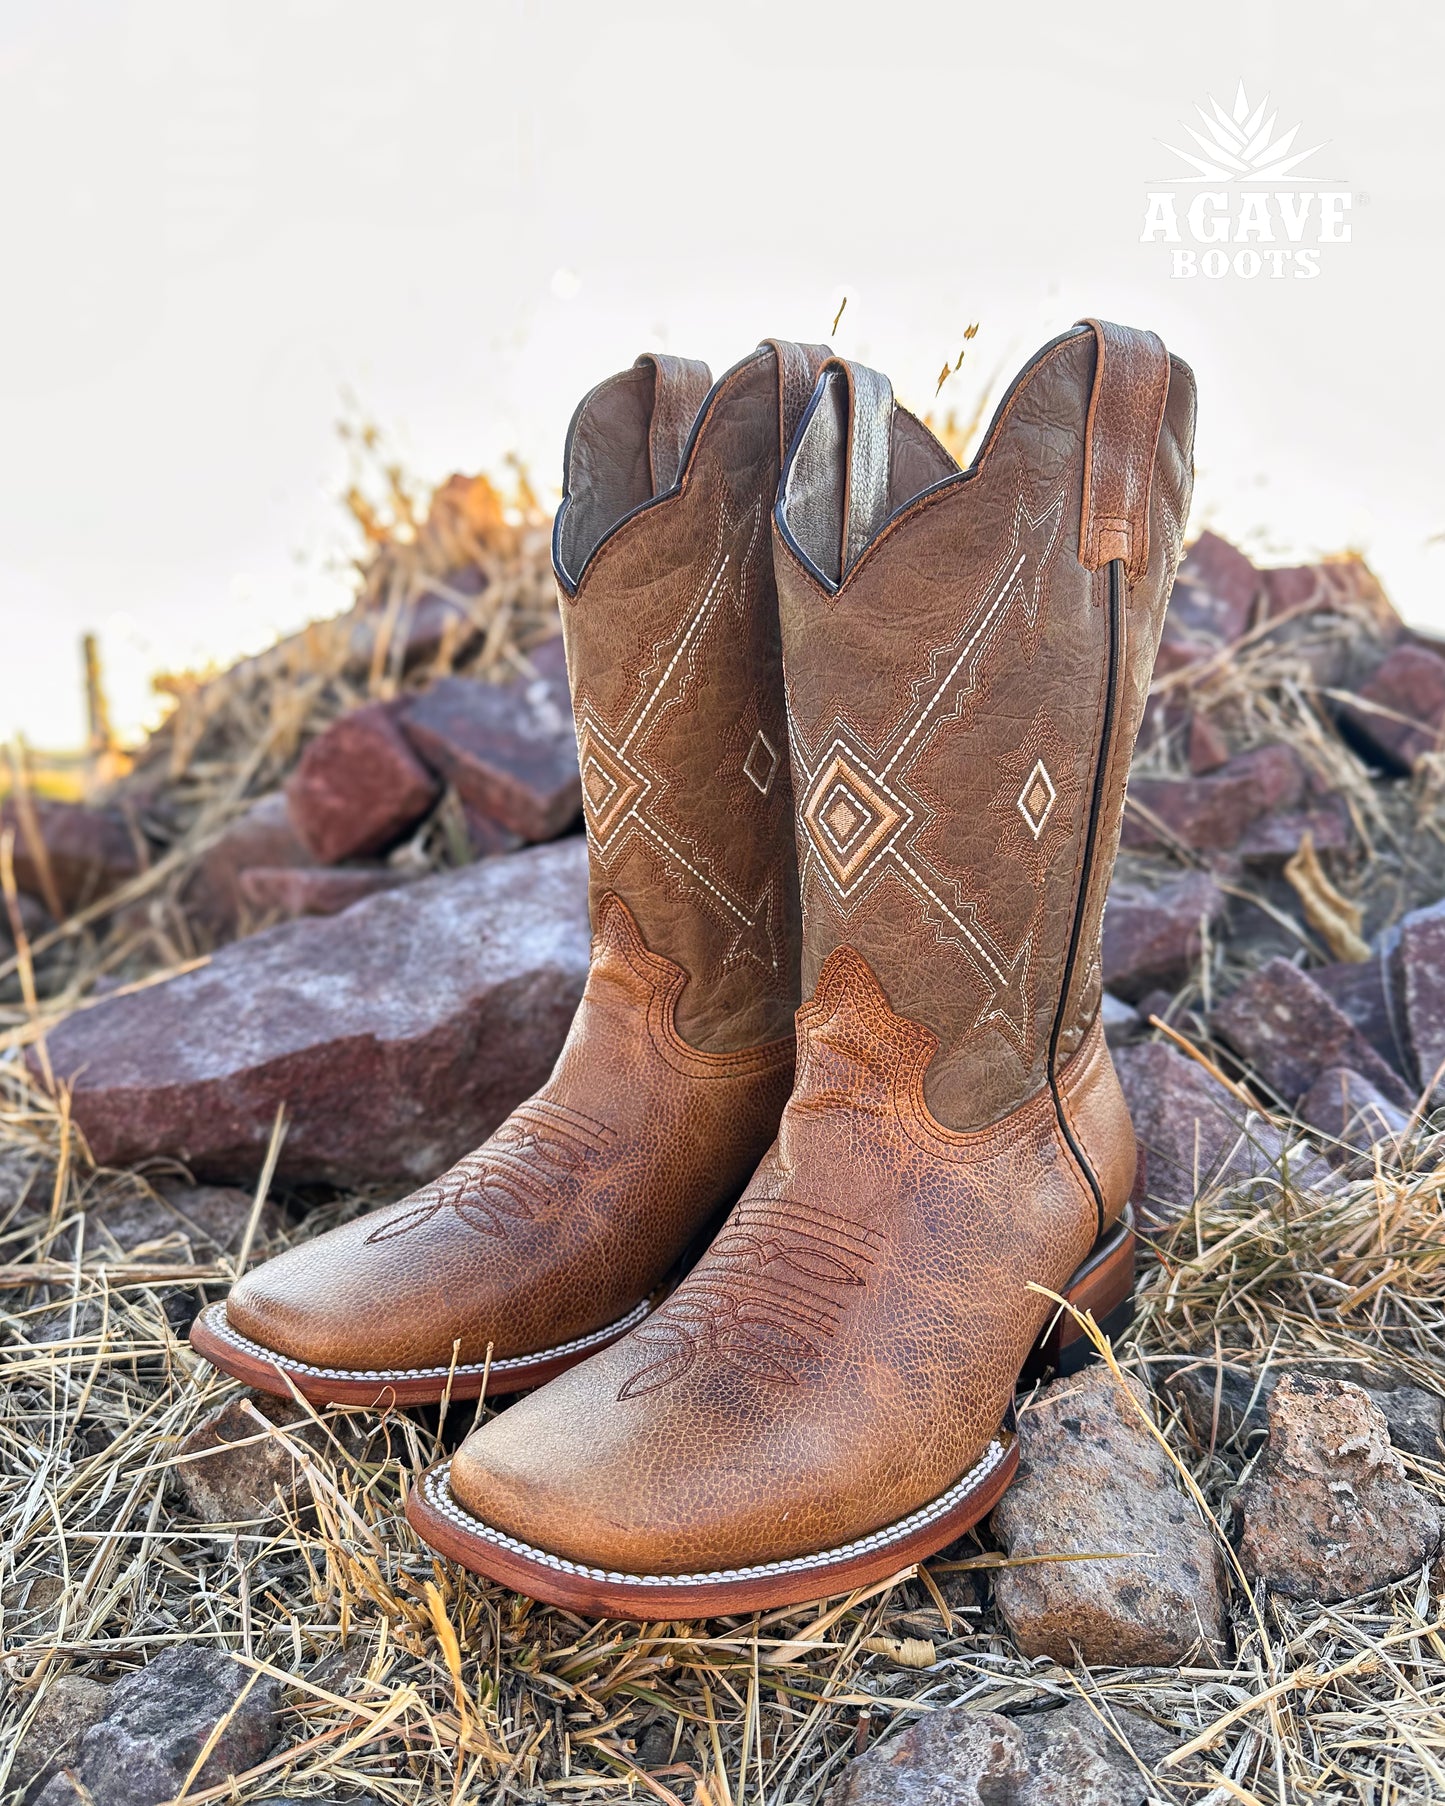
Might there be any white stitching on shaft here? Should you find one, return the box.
[198,1298,651,1383]
[418,1435,1010,1586]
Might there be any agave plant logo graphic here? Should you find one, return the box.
[1141,80,1353,281]
[1160,81,1327,185]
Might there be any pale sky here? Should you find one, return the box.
[1,0,1441,749]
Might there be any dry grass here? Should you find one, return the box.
[3,1043,1445,1803]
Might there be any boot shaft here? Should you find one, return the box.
[774,321,1196,1132]
[553,341,829,1052]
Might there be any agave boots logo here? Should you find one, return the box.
[1141,82,1353,279]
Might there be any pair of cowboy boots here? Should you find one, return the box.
[193,323,1196,1616]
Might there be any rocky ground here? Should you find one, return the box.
[3,501,1445,1804]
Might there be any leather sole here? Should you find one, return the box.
[187,1297,653,1408]
[403,1212,1137,1615]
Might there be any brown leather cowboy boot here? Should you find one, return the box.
[191,340,831,1404]
[407,321,1196,1612]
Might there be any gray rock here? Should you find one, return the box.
[835,1699,1182,1806]
[990,1369,1228,1667]
[35,838,590,1187]
[1113,1041,1331,1227]
[8,1673,112,1796]
[1212,957,1412,1109]
[1338,641,1445,770]
[172,1392,325,1526]
[1162,1355,1444,1462]
[32,1644,280,1806]
[1311,954,1411,1077]
[1099,992,1140,1048]
[1235,1375,1443,1602]
[238,864,413,920]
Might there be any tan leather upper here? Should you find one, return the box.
[448,322,1196,1570]
[224,343,829,1375]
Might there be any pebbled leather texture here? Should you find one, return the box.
[443,320,1196,1577]
[219,342,828,1381]
[447,946,1103,1570]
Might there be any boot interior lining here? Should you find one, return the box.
[555,365,660,588]
[780,371,957,588]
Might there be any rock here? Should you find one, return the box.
[9,1673,112,1795]
[1234,1375,1442,1601]
[1397,900,1445,1102]
[1236,796,1356,868]
[989,1368,1228,1667]
[835,1699,1183,1806]
[1339,642,1445,771]
[1121,744,1306,855]
[1099,992,1140,1048]
[1186,709,1231,774]
[1311,954,1408,1076]
[24,1180,281,1268]
[238,864,413,920]
[1162,1355,1444,1462]
[284,702,441,864]
[33,1643,280,1806]
[182,793,313,938]
[400,638,581,841]
[1259,555,1400,639]
[1212,957,1412,1109]
[459,801,526,859]
[37,838,591,1187]
[1100,871,1224,1002]
[1113,1041,1331,1226]
[1299,1066,1411,1163]
[1167,532,1260,646]
[0,799,142,915]
[1,888,52,947]
[173,1392,323,1525]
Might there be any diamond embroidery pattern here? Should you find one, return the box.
[1016,759,1058,840]
[742,728,780,796]
[575,724,649,851]
[802,750,910,891]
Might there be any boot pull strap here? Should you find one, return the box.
[1077,319,1171,587]
[831,357,895,578]
[634,353,712,494]
[760,339,833,460]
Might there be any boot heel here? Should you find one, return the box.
[1022,1208,1136,1382]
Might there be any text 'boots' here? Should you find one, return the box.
[191,340,831,1404]
[408,320,1197,1614]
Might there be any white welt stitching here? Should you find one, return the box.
[420,1436,1010,1585]
[200,1298,652,1383]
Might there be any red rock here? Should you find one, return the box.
[0,798,141,914]
[182,793,313,938]
[1312,955,1408,1074]
[1186,710,1231,773]
[460,802,526,859]
[1167,531,1260,645]
[400,637,580,841]
[1300,1066,1411,1164]
[1114,1040,1331,1225]
[284,702,440,864]
[1236,795,1356,867]
[1339,642,1445,771]
[1260,555,1401,637]
[1397,900,1445,1102]
[1122,744,1306,854]
[1101,871,1224,1002]
[1235,1375,1441,1603]
[1212,956,1412,1108]
[237,864,412,920]
[35,838,590,1187]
